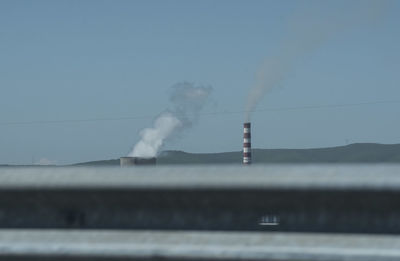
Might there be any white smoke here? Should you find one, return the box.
[129,112,182,158]
[245,0,388,121]
[129,82,212,158]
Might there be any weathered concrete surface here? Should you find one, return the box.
[0,230,400,261]
[0,164,400,190]
[0,165,400,233]
[1,165,400,190]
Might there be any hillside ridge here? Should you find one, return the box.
[73,143,400,166]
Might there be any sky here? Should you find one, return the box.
[0,0,399,165]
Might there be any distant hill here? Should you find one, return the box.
[73,159,120,166]
[74,143,400,166]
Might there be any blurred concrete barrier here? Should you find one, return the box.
[1,165,400,260]
[0,165,400,233]
[1,230,400,261]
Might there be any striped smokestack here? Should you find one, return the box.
[243,122,251,164]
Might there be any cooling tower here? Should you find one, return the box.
[243,122,251,164]
[120,157,156,167]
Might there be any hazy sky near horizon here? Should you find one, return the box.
[0,0,399,165]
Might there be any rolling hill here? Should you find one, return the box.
[74,143,400,166]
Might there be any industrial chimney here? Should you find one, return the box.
[243,122,251,164]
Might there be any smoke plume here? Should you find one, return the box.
[245,0,388,121]
[129,82,212,158]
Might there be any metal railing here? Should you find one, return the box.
[0,165,400,260]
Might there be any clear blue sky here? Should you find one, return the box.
[0,0,399,164]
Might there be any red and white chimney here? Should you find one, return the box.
[243,122,251,164]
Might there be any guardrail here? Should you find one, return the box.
[0,165,400,260]
[0,230,399,261]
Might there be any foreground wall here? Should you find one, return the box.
[0,165,399,233]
